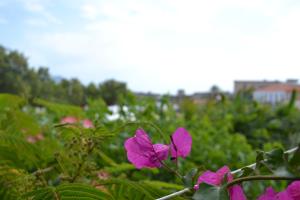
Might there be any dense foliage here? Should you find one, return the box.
[0,89,299,199]
[1,45,300,199]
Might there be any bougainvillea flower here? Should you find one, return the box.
[195,166,247,200]
[286,181,300,199]
[170,127,192,159]
[258,181,300,200]
[257,187,276,200]
[60,116,78,124]
[82,119,94,128]
[124,129,169,169]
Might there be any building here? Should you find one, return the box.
[253,83,300,106]
[234,80,281,93]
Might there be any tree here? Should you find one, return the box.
[98,79,129,105]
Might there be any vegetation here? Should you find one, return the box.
[1,45,300,199]
[0,45,130,105]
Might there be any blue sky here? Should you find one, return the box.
[1,0,300,94]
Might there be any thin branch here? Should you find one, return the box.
[32,166,54,176]
[155,146,299,200]
[156,188,190,200]
[231,146,298,175]
[226,175,300,188]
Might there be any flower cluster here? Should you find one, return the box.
[258,181,300,200]
[124,127,300,199]
[194,166,247,200]
[60,116,94,128]
[124,127,192,169]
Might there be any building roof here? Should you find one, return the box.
[255,83,300,93]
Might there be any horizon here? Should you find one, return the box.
[1,0,300,94]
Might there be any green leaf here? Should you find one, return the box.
[289,144,300,167]
[183,168,198,188]
[286,146,300,175]
[237,167,255,178]
[255,150,265,169]
[265,148,285,167]
[24,183,112,200]
[192,183,229,200]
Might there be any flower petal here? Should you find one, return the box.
[257,187,276,200]
[124,137,152,169]
[197,170,221,186]
[228,185,247,200]
[217,166,231,181]
[276,190,292,200]
[82,119,94,128]
[170,127,192,158]
[286,181,300,199]
[60,116,77,124]
[135,129,153,150]
[153,144,169,162]
[124,129,168,169]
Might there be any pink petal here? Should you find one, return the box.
[135,129,153,150]
[286,181,300,199]
[125,137,153,169]
[257,187,276,200]
[276,191,292,200]
[170,127,192,158]
[60,116,78,124]
[217,166,231,181]
[197,171,222,186]
[228,185,247,200]
[196,165,246,200]
[82,119,94,128]
[153,144,169,162]
[124,129,168,169]
[196,166,231,186]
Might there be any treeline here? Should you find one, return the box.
[0,45,130,105]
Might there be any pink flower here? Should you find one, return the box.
[170,127,192,159]
[286,181,300,200]
[82,119,94,128]
[257,187,276,200]
[124,129,169,169]
[195,166,247,200]
[258,181,300,200]
[60,116,78,124]
[26,135,37,143]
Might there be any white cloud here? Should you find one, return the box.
[21,0,62,25]
[81,4,99,20]
[22,0,300,93]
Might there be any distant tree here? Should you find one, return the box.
[86,83,99,99]
[98,79,129,105]
[0,45,133,106]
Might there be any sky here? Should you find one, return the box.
[1,0,300,94]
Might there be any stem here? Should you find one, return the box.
[170,135,179,169]
[231,146,299,175]
[227,175,300,188]
[161,161,182,179]
[32,166,54,176]
[156,188,190,200]
[71,143,94,182]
